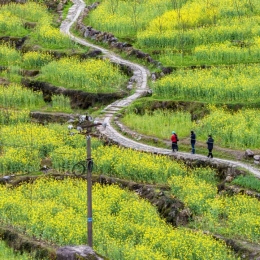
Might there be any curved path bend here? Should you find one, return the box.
[60,0,260,178]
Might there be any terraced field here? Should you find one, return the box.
[0,0,260,259]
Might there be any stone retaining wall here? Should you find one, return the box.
[22,79,127,109]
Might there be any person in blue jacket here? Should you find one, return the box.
[190,130,196,154]
[206,135,214,158]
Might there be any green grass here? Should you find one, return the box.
[231,174,260,193]
[0,240,33,259]
[112,116,240,161]
[150,51,260,68]
[62,1,73,20]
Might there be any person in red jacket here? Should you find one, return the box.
[171,131,179,152]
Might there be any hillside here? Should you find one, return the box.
[0,0,260,259]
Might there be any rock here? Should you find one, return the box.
[127,84,133,90]
[245,190,254,196]
[96,33,104,42]
[151,73,156,81]
[24,22,37,29]
[57,2,63,11]
[157,61,162,67]
[83,30,90,38]
[135,50,146,59]
[56,245,104,260]
[122,42,132,47]
[0,178,8,184]
[245,149,254,158]
[129,76,136,82]
[144,89,153,97]
[176,208,192,225]
[90,2,99,9]
[152,138,158,144]
[86,49,102,58]
[254,155,260,161]
[161,66,174,75]
[225,175,233,182]
[31,45,41,51]
[254,160,260,165]
[90,29,100,36]
[0,77,9,86]
[146,56,154,63]
[22,70,40,77]
[30,111,76,124]
[113,42,123,49]
[15,36,28,50]
[217,181,226,192]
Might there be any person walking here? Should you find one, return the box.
[190,130,196,154]
[171,131,179,152]
[206,134,214,158]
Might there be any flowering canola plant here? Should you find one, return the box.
[0,122,102,175]
[153,64,260,103]
[168,170,260,242]
[195,105,260,148]
[0,11,28,36]
[0,84,45,109]
[0,177,237,259]
[194,194,260,242]
[40,57,127,93]
[86,0,260,65]
[87,0,172,37]
[121,105,260,149]
[0,44,21,66]
[91,145,190,183]
[0,123,67,174]
[0,2,76,50]
[0,109,30,125]
[0,2,50,23]
[22,51,53,70]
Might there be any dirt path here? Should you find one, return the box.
[60,0,260,178]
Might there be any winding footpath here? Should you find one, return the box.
[60,0,260,178]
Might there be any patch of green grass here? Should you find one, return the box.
[112,117,239,161]
[231,174,260,193]
[0,66,22,84]
[62,1,73,20]
[0,240,33,259]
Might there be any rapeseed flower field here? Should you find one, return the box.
[0,178,238,259]
[0,0,260,258]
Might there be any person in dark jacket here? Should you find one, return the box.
[190,130,196,154]
[206,135,214,158]
[171,131,179,152]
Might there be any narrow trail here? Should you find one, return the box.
[60,0,260,178]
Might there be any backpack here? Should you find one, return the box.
[172,133,179,142]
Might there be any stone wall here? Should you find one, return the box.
[22,79,127,109]
[75,2,174,80]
